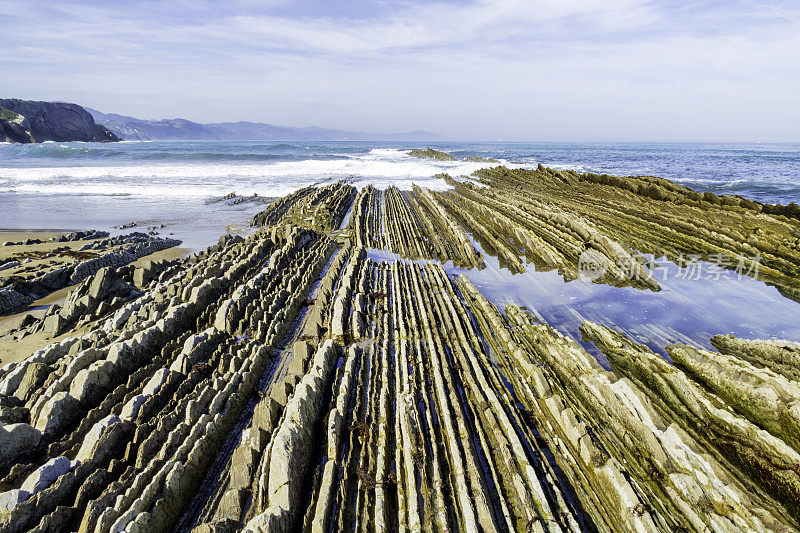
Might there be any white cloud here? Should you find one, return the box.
[1,0,798,140]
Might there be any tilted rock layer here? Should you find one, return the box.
[2,166,799,532]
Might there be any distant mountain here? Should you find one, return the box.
[86,108,444,142]
[1,99,119,143]
[85,109,217,141]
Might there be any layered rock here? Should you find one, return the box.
[251,183,355,232]
[582,322,800,527]
[1,179,799,533]
[711,334,800,380]
[666,342,800,452]
[408,147,457,161]
[1,232,180,317]
[467,166,800,298]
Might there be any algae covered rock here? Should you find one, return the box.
[711,334,800,380]
[408,147,457,161]
[2,178,798,533]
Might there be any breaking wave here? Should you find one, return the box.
[0,147,513,198]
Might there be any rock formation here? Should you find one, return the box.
[0,99,119,143]
[408,147,457,161]
[1,232,180,317]
[1,167,799,532]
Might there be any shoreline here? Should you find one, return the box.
[0,228,83,234]
[3,140,800,205]
[0,193,268,253]
[0,160,799,531]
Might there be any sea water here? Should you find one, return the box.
[2,140,799,347]
[1,140,799,249]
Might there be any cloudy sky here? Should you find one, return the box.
[1,0,798,141]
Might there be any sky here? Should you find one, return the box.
[1,0,799,142]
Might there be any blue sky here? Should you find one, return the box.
[1,0,798,141]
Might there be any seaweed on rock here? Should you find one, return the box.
[2,177,799,533]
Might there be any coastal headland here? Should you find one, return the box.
[1,154,800,532]
[0,99,119,144]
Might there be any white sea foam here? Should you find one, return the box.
[0,149,516,198]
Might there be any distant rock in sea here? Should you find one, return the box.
[408,147,458,160]
[0,98,119,143]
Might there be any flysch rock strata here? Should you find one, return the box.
[1,168,799,532]
[710,334,800,381]
[581,322,800,528]
[0,232,181,317]
[464,166,800,299]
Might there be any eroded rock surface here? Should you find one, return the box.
[1,174,799,532]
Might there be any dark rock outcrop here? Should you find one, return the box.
[0,99,119,143]
[0,232,180,316]
[0,107,33,143]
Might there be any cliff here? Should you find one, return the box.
[0,99,120,143]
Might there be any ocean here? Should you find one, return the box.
[1,140,799,249]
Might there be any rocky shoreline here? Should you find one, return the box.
[1,232,181,319]
[1,164,800,532]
